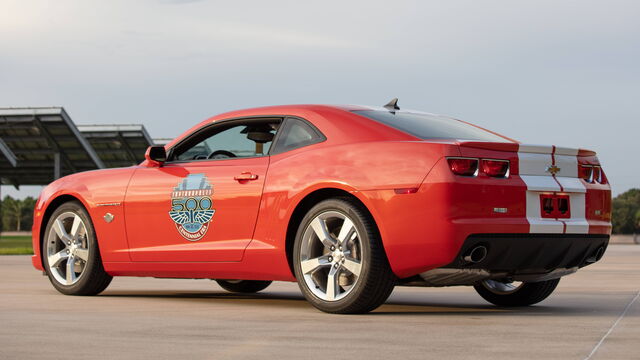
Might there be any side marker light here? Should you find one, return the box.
[394,188,418,195]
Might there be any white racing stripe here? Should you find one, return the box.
[518,154,552,177]
[518,144,589,234]
[557,170,589,234]
[565,192,589,234]
[555,177,586,193]
[554,146,579,156]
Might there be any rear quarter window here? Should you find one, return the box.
[270,118,325,154]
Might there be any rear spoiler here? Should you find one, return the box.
[457,141,596,157]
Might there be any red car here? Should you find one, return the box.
[31,100,611,313]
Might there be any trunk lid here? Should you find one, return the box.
[457,141,596,178]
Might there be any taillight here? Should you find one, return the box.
[447,158,478,176]
[598,168,607,184]
[592,166,602,183]
[579,165,593,182]
[482,159,510,178]
[447,157,510,178]
[579,164,606,184]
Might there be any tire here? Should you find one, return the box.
[293,198,396,314]
[42,201,112,295]
[474,278,560,307]
[216,280,272,293]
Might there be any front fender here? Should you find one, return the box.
[31,168,137,272]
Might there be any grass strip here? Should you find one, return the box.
[0,235,33,255]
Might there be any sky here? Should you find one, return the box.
[1,0,639,199]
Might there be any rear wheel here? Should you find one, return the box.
[474,278,560,306]
[43,201,112,295]
[293,198,395,314]
[215,280,272,293]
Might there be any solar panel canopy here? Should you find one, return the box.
[0,107,104,187]
[153,138,172,145]
[77,124,153,168]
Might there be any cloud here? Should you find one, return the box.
[0,0,638,195]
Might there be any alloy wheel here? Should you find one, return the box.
[481,279,524,295]
[298,211,363,301]
[46,212,90,285]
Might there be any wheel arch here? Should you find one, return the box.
[284,188,381,276]
[38,194,87,265]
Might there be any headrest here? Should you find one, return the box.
[247,131,274,144]
[242,124,275,144]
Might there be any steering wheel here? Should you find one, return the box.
[208,150,237,159]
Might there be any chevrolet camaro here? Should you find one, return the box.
[31,99,611,313]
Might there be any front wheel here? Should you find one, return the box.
[293,198,395,314]
[474,278,560,307]
[42,201,112,295]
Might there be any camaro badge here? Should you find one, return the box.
[168,174,215,241]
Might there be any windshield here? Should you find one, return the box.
[353,110,510,142]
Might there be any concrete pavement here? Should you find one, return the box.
[0,245,638,360]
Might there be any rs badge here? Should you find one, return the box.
[168,174,215,241]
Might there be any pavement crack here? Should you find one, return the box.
[583,289,640,360]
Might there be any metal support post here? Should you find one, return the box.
[54,152,61,180]
[0,184,3,233]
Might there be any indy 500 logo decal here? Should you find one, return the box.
[168,174,215,241]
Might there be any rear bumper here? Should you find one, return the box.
[404,233,609,287]
[362,156,611,279]
[444,233,609,272]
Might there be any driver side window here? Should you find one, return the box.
[172,119,281,161]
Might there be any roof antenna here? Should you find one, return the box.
[384,98,400,111]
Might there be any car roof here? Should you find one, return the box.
[207,104,369,121]
[164,105,375,148]
[163,104,449,149]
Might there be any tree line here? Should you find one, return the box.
[611,188,640,234]
[1,189,639,233]
[1,196,37,232]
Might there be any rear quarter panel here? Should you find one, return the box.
[249,141,459,280]
[244,107,464,280]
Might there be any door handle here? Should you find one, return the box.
[234,172,259,181]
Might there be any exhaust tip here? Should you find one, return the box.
[586,246,605,264]
[463,245,488,264]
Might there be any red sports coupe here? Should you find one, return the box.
[31,99,611,313]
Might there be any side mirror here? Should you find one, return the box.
[145,146,167,166]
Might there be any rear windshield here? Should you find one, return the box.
[353,110,509,142]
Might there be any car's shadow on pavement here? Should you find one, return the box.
[373,302,597,316]
[100,289,619,317]
[101,290,312,309]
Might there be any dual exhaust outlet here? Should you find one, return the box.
[586,246,605,264]
[463,245,488,264]
[462,244,605,265]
